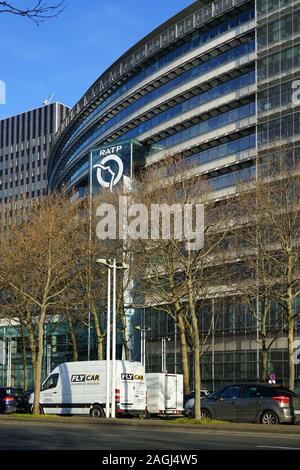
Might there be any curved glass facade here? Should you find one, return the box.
[66,61,255,166]
[49,0,257,193]
[63,8,254,151]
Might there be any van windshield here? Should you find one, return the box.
[42,373,59,391]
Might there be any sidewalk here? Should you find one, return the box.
[1,415,300,435]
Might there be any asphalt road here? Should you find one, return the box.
[1,421,300,450]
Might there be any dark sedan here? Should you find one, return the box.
[0,388,30,414]
[197,383,300,424]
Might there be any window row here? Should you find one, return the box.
[148,101,255,153]
[258,78,298,113]
[120,71,255,142]
[0,188,47,204]
[258,44,300,81]
[258,10,300,49]
[62,9,254,150]
[0,174,47,191]
[160,133,256,178]
[257,0,294,17]
[65,41,255,167]
[258,111,300,144]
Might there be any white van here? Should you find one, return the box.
[29,360,146,417]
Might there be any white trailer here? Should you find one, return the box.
[145,373,184,416]
[29,360,146,417]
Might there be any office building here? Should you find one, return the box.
[0,102,69,224]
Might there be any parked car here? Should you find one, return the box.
[190,383,300,424]
[0,387,30,414]
[184,390,211,417]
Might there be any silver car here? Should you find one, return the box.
[184,390,211,417]
[198,383,300,424]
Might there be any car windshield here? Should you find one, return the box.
[206,389,224,400]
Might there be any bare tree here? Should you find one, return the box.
[0,1,65,24]
[0,194,83,413]
[234,152,300,388]
[232,197,285,382]
[129,158,232,418]
[255,158,300,389]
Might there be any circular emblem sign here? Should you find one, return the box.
[93,154,124,191]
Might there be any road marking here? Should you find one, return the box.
[257,445,300,450]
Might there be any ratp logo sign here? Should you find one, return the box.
[93,145,124,191]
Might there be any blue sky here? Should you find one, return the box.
[0,0,193,119]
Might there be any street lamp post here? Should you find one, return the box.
[46,344,52,376]
[6,338,12,387]
[97,258,128,419]
[134,326,151,368]
[111,259,117,419]
[106,267,111,418]
[161,337,171,373]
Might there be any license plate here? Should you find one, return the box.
[294,410,300,415]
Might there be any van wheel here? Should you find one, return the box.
[260,410,279,425]
[90,405,104,418]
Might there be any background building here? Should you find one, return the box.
[0,102,69,225]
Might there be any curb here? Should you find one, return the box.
[0,415,300,435]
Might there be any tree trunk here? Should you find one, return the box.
[24,305,37,387]
[91,305,104,360]
[20,323,28,390]
[288,318,295,390]
[287,253,295,390]
[261,305,268,382]
[119,308,129,360]
[33,306,46,414]
[261,347,268,382]
[192,336,201,419]
[188,276,201,419]
[27,324,37,386]
[170,271,190,394]
[66,312,78,362]
[177,311,190,394]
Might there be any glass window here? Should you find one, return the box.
[243,385,267,398]
[207,389,225,400]
[42,373,59,391]
[221,385,241,399]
